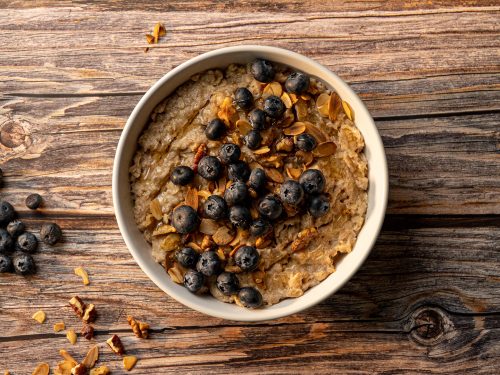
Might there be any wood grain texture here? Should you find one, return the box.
[0,1,499,373]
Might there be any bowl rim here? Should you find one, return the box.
[113,45,388,321]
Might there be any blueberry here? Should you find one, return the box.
[205,118,226,140]
[227,161,250,182]
[0,201,15,226]
[248,168,266,192]
[25,193,42,210]
[170,166,194,186]
[251,59,275,83]
[12,253,36,275]
[0,253,13,273]
[198,156,222,181]
[285,72,310,94]
[280,180,305,206]
[219,143,241,164]
[224,182,248,206]
[244,130,262,150]
[196,250,222,277]
[171,205,199,234]
[203,195,228,220]
[216,272,240,295]
[238,287,263,309]
[263,95,285,119]
[0,229,13,254]
[234,87,253,110]
[250,219,272,237]
[175,247,199,269]
[248,108,267,130]
[6,220,25,238]
[296,133,317,152]
[299,169,326,195]
[308,194,330,218]
[16,232,38,253]
[229,206,252,229]
[234,245,260,272]
[257,194,283,220]
[40,222,62,245]
[183,269,205,293]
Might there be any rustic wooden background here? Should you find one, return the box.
[0,0,499,373]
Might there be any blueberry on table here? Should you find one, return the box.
[216,272,240,295]
[238,287,263,309]
[197,156,222,181]
[248,168,267,191]
[295,133,317,152]
[205,118,226,140]
[0,229,14,254]
[203,195,228,220]
[308,194,330,218]
[257,194,283,220]
[227,161,251,182]
[251,59,275,83]
[285,72,310,94]
[229,206,252,229]
[25,193,42,210]
[248,108,267,130]
[183,269,205,293]
[0,253,13,273]
[234,87,254,110]
[250,219,272,237]
[175,247,199,269]
[280,180,305,206]
[12,253,36,275]
[244,130,262,150]
[40,222,62,245]
[6,220,25,238]
[170,166,194,186]
[263,95,285,119]
[219,143,241,164]
[0,201,15,226]
[196,250,222,277]
[299,169,326,195]
[16,232,38,253]
[171,205,200,234]
[234,245,260,272]
[224,182,248,207]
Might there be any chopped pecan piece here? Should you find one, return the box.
[106,334,125,355]
[127,315,150,339]
[291,227,318,252]
[82,304,97,324]
[71,363,87,375]
[69,296,86,318]
[81,324,95,340]
[192,143,207,173]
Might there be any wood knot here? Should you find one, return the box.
[0,120,27,148]
[409,307,452,346]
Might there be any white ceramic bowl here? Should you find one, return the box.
[113,45,388,322]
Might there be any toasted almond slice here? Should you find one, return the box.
[294,99,308,121]
[316,93,329,109]
[328,92,342,121]
[275,137,294,152]
[342,100,354,121]
[149,199,163,220]
[281,92,293,108]
[229,243,244,257]
[187,241,202,252]
[145,34,155,44]
[286,166,302,180]
[152,224,176,236]
[229,229,248,247]
[217,248,226,261]
[263,81,282,97]
[253,146,271,155]
[55,360,74,375]
[313,141,337,157]
[153,22,166,39]
[201,235,213,250]
[59,349,78,366]
[236,119,252,136]
[304,122,328,143]
[66,329,77,345]
[280,113,295,128]
[160,233,181,251]
[32,310,46,324]
[199,218,219,235]
[283,122,306,136]
[185,186,199,210]
[289,93,299,104]
[168,264,184,284]
[265,168,284,183]
[213,226,235,246]
[74,266,90,286]
[296,150,314,166]
[123,356,138,371]
[32,363,49,375]
[54,322,66,332]
[197,190,212,200]
[81,345,99,369]
[300,93,311,101]
[90,366,111,375]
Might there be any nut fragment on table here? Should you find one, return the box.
[54,321,66,332]
[66,329,77,345]
[32,310,46,324]
[70,363,86,375]
[81,323,95,340]
[32,363,50,375]
[106,334,125,355]
[127,315,150,338]
[123,356,138,371]
[69,296,86,318]
[59,349,78,366]
[82,304,97,324]
[90,366,110,375]
[74,267,90,285]
[81,345,99,369]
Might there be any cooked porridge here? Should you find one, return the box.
[129,59,368,308]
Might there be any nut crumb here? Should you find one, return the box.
[74,267,90,285]
[59,349,78,366]
[81,345,99,369]
[82,304,97,324]
[32,310,46,324]
[291,227,318,252]
[81,323,95,340]
[90,366,110,375]
[32,363,50,375]
[54,321,66,332]
[66,329,77,345]
[106,334,125,355]
[70,363,86,375]
[127,315,150,339]
[123,356,138,371]
[69,296,86,318]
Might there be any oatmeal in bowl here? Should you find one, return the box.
[129,58,368,309]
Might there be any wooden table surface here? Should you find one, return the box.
[0,1,499,373]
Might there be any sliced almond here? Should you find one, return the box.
[265,168,284,183]
[201,235,213,250]
[74,267,90,286]
[328,92,342,121]
[152,224,176,236]
[304,121,328,143]
[286,166,302,180]
[66,329,77,345]
[168,264,184,284]
[90,367,111,375]
[275,137,294,152]
[213,226,235,246]
[313,141,337,157]
[32,310,46,324]
[263,81,282,97]
[59,350,78,366]
[197,190,212,200]
[283,122,306,136]
[236,119,252,136]
[253,146,271,155]
[187,241,202,252]
[316,93,329,114]
[160,233,181,251]
[54,360,73,375]
[81,345,99,369]
[150,199,163,220]
[54,322,66,332]
[281,92,293,108]
[185,186,199,210]
[294,99,308,121]
[199,218,219,235]
[217,248,226,261]
[123,356,138,371]
[289,93,299,104]
[32,363,50,375]
[280,112,295,128]
[145,34,155,44]
[342,100,354,121]
[296,150,314,166]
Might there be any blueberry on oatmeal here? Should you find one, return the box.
[299,169,326,195]
[234,245,260,272]
[295,133,317,152]
[250,219,272,237]
[176,247,199,269]
[244,130,262,150]
[263,95,285,119]
[285,72,310,94]
[251,59,275,83]
[227,161,251,182]
[184,269,205,293]
[224,182,248,207]
[203,195,228,220]
[196,250,222,277]
[280,180,305,207]
[171,205,200,234]
[205,118,226,140]
[216,272,240,295]
[229,206,252,229]
[257,194,283,220]
[248,108,267,130]
[170,166,194,186]
[248,168,266,191]
[308,194,330,218]
[238,287,263,309]
[197,156,222,181]
[219,143,241,164]
[234,87,254,110]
